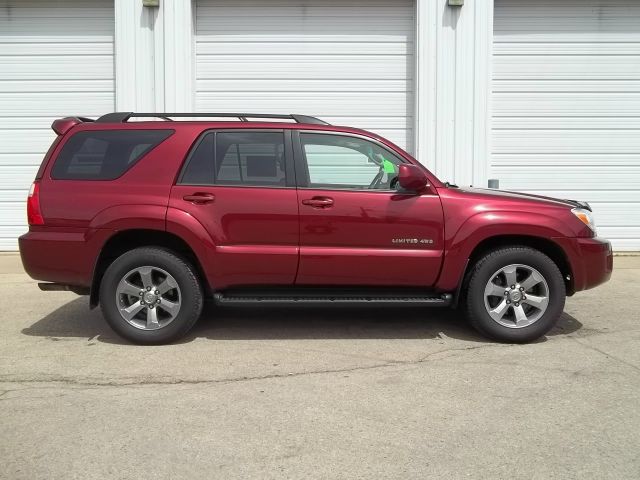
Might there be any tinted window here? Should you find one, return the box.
[180,131,286,187]
[180,133,215,185]
[300,133,404,190]
[51,130,173,180]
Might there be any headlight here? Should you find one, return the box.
[571,207,597,234]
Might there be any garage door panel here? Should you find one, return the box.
[494,79,640,94]
[0,165,40,190]
[0,43,113,56]
[0,80,113,94]
[0,130,57,155]
[198,1,411,17]
[493,153,640,167]
[0,0,114,250]
[1,93,114,116]
[0,18,112,37]
[598,226,640,240]
[0,56,113,80]
[195,0,414,151]
[197,20,412,37]
[0,154,48,169]
[197,56,410,80]
[495,0,640,17]
[493,117,640,130]
[518,190,640,204]
[495,43,640,56]
[0,227,25,250]
[493,0,640,250]
[586,204,640,228]
[0,1,112,18]
[197,42,412,56]
[494,56,640,80]
[492,166,640,190]
[197,79,410,93]
[197,93,410,116]
[494,93,640,116]
[0,190,29,203]
[493,130,640,154]
[0,203,25,226]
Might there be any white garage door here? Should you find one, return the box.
[194,0,415,151]
[0,0,114,250]
[492,0,640,251]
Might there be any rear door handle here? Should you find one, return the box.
[301,197,334,208]
[183,193,215,204]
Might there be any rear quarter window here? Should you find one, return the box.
[50,129,174,180]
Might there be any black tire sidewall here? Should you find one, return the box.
[467,247,565,343]
[99,247,203,344]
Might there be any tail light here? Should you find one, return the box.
[27,181,44,225]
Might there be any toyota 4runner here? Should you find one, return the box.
[19,112,613,344]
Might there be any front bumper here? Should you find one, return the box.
[555,236,613,293]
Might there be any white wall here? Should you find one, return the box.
[113,0,493,187]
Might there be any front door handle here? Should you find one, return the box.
[301,197,334,208]
[183,192,215,204]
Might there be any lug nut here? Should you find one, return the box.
[149,305,154,309]
[522,295,526,300]
[147,286,151,291]
[156,299,161,304]
[504,291,509,295]
[519,287,524,291]
[155,290,159,295]
[515,302,520,307]
[510,285,515,289]
[506,300,511,304]
[140,300,144,305]
[139,292,143,296]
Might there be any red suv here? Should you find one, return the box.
[19,112,612,344]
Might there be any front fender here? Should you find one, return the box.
[436,210,570,291]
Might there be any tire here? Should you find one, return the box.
[465,246,565,343]
[99,247,203,345]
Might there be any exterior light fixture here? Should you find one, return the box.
[448,0,464,6]
[142,0,159,7]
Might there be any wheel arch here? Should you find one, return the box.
[90,229,211,308]
[458,235,574,302]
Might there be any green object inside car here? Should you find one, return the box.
[382,157,396,174]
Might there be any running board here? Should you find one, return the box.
[214,291,453,307]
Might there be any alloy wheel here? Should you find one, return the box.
[115,266,181,330]
[483,263,550,328]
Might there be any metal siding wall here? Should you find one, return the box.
[194,0,415,152]
[414,0,492,188]
[492,0,640,250]
[0,0,115,250]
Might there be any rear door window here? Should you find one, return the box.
[179,131,287,187]
[51,130,173,180]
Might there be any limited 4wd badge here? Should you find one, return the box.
[392,238,434,245]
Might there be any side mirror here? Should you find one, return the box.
[397,164,429,193]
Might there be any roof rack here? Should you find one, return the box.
[95,112,329,125]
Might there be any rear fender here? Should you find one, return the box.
[165,207,217,288]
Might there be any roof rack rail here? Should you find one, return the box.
[95,112,329,125]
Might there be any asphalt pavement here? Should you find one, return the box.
[1,253,639,479]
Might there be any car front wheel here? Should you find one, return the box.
[465,246,566,343]
[99,247,203,344]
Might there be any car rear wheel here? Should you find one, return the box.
[99,247,203,344]
[465,246,565,343]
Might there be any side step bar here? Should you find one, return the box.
[214,292,453,307]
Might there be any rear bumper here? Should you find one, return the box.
[555,236,613,293]
[19,228,110,287]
